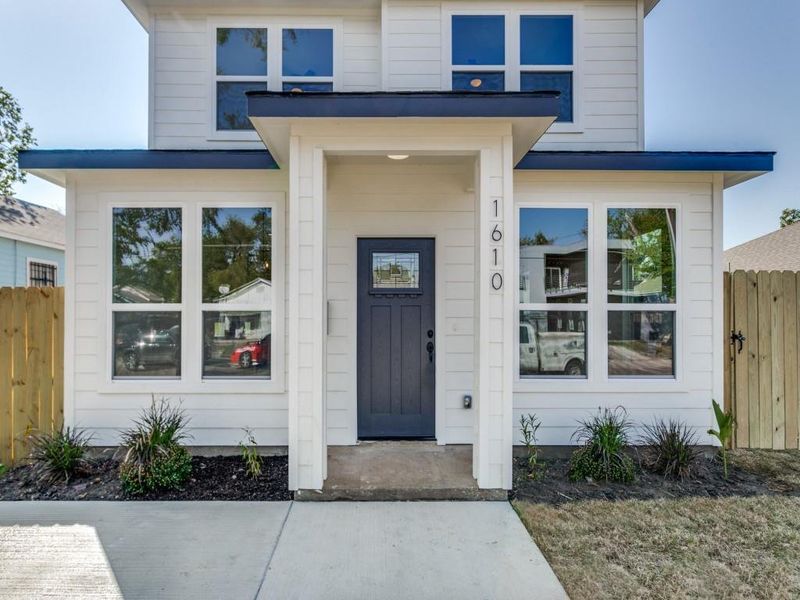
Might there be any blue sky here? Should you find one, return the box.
[1,0,797,248]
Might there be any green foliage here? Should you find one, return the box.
[519,414,542,479]
[239,428,263,479]
[0,463,6,477]
[640,418,700,479]
[708,399,735,479]
[0,86,36,198]
[27,427,93,484]
[569,408,635,483]
[520,231,554,246]
[780,208,800,229]
[119,397,192,494]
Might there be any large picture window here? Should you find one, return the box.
[518,207,589,378]
[606,208,677,378]
[202,207,272,379]
[111,207,182,378]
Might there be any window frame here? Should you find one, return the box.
[442,5,582,133]
[101,193,285,394]
[515,202,593,383]
[207,17,343,142]
[27,257,59,287]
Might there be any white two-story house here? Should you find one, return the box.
[20,0,774,492]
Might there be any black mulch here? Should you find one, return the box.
[511,452,800,505]
[0,455,291,501]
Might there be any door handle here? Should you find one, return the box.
[730,330,746,355]
[426,341,434,362]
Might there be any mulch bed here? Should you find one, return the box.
[511,451,800,505]
[0,455,291,501]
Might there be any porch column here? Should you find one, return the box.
[288,136,327,490]
[474,136,515,489]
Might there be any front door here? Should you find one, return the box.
[357,238,435,438]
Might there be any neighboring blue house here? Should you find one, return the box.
[0,197,65,287]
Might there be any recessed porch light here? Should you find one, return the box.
[387,154,409,160]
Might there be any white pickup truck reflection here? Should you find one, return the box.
[519,322,585,376]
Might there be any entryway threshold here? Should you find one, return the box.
[296,441,508,502]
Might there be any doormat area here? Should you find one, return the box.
[0,455,291,501]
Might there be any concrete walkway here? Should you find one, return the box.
[0,501,567,600]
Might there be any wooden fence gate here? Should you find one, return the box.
[0,287,64,466]
[724,271,800,449]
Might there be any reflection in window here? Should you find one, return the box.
[113,312,181,378]
[452,72,505,92]
[282,28,333,77]
[607,208,677,304]
[452,15,505,65]
[282,82,333,92]
[372,252,420,289]
[112,208,182,304]
[520,16,573,65]
[519,310,586,378]
[203,311,271,378]
[521,72,573,122]
[519,208,588,304]
[216,28,268,76]
[216,82,268,131]
[202,207,272,304]
[608,311,674,377]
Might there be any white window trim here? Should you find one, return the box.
[441,4,583,134]
[207,17,344,142]
[100,193,286,395]
[514,201,685,394]
[26,257,59,287]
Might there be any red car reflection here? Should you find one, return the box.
[230,335,271,369]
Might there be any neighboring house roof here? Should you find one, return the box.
[0,197,65,250]
[724,222,800,271]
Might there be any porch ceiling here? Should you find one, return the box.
[246,91,560,167]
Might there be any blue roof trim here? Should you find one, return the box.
[247,91,561,119]
[18,149,278,170]
[517,151,775,172]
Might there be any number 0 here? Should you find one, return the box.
[491,224,502,242]
[491,272,503,290]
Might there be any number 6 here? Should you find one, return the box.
[491,224,502,242]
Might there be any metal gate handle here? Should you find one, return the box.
[730,330,746,354]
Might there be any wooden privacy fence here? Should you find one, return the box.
[0,287,64,466]
[725,271,800,449]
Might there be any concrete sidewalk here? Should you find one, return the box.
[0,501,567,600]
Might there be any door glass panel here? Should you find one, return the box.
[519,310,587,378]
[372,252,420,289]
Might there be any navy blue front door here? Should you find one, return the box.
[357,238,435,438]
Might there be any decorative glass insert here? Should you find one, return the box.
[519,208,588,304]
[520,16,573,65]
[216,82,268,131]
[203,310,271,378]
[282,82,334,92]
[519,310,587,378]
[372,252,420,289]
[452,72,505,92]
[608,311,674,377]
[521,72,573,122]
[202,207,272,304]
[113,312,181,378]
[216,28,268,76]
[452,15,505,65]
[282,28,334,77]
[607,208,677,304]
[112,208,182,304]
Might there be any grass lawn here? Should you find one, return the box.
[514,450,800,600]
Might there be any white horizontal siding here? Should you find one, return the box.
[513,172,717,445]
[68,171,290,447]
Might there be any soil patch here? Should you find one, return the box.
[0,455,291,501]
[511,450,800,505]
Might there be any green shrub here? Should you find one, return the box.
[27,427,93,483]
[519,414,542,479]
[239,428,263,479]
[640,418,700,479]
[708,399,734,479]
[119,398,192,495]
[0,463,7,477]
[569,408,635,483]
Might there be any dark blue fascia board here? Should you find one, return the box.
[247,91,561,119]
[516,151,775,172]
[18,149,278,170]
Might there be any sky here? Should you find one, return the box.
[1,0,798,249]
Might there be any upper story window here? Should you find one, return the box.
[449,13,576,123]
[214,25,334,132]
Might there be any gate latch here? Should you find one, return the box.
[730,330,746,354]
